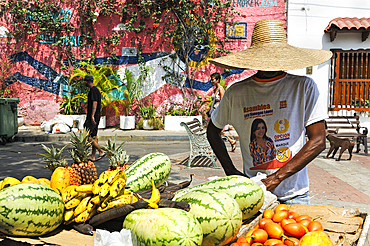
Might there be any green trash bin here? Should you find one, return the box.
[0,98,20,144]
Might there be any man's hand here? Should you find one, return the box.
[261,120,326,191]
[92,117,97,125]
[261,173,281,191]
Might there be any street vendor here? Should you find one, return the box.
[207,19,332,205]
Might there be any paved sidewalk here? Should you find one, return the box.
[8,126,370,213]
[14,125,239,142]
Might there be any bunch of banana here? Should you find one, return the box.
[62,184,97,224]
[63,169,131,224]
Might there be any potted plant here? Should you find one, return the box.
[70,62,123,129]
[163,96,205,131]
[120,69,145,130]
[137,99,163,130]
[59,75,88,130]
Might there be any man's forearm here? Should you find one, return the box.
[207,120,245,176]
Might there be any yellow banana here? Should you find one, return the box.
[62,185,78,202]
[89,195,101,206]
[98,171,112,184]
[75,184,93,193]
[148,178,161,204]
[65,195,84,209]
[0,180,3,190]
[143,199,159,209]
[1,177,21,189]
[99,196,111,209]
[109,178,126,198]
[99,182,111,198]
[107,169,127,185]
[92,179,101,195]
[98,193,137,212]
[64,209,75,222]
[75,205,97,223]
[106,170,119,184]
[74,196,91,216]
[74,209,89,223]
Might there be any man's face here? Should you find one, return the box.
[85,80,90,87]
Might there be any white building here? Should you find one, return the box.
[286,0,370,118]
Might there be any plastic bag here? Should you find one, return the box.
[251,172,278,211]
[94,228,136,246]
[52,123,70,134]
[53,115,74,128]
[40,120,55,133]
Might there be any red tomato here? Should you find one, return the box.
[288,211,299,220]
[237,236,249,244]
[308,221,324,232]
[274,204,289,213]
[238,235,253,245]
[263,209,275,219]
[264,222,284,239]
[283,237,300,246]
[299,219,311,228]
[264,239,284,246]
[280,218,296,228]
[238,243,251,246]
[230,243,239,246]
[273,210,289,223]
[296,215,312,222]
[251,243,263,246]
[283,223,307,238]
[259,218,273,230]
[251,229,268,244]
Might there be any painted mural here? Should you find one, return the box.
[0,0,286,126]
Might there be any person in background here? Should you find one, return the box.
[209,72,237,152]
[207,19,332,205]
[84,74,106,161]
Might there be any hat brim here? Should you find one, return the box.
[209,43,332,71]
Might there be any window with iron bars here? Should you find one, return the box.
[329,49,370,111]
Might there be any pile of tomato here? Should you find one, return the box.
[231,204,330,246]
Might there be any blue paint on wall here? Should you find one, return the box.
[4,72,60,94]
[5,51,246,95]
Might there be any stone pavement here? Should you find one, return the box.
[5,125,370,213]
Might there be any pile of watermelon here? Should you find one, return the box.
[0,152,265,246]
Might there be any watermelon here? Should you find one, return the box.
[173,175,264,220]
[0,183,64,236]
[174,188,242,246]
[122,208,203,246]
[125,153,171,191]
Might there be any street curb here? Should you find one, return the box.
[14,134,191,142]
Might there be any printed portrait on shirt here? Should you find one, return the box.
[249,118,277,166]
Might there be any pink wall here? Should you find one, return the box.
[0,0,286,126]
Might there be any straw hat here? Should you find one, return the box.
[209,19,332,71]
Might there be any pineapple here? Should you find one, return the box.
[101,134,130,171]
[69,129,98,185]
[39,144,80,186]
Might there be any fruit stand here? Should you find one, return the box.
[1,130,370,246]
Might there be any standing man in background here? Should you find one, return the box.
[207,19,332,204]
[84,74,106,161]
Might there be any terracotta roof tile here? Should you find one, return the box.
[325,17,370,32]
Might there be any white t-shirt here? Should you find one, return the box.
[211,73,327,201]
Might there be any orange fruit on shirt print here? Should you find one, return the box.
[276,147,291,162]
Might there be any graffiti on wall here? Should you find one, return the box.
[232,0,277,7]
